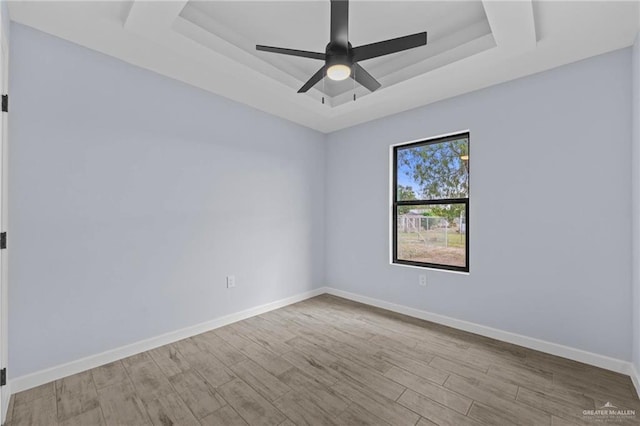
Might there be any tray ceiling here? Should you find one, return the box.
[179,1,493,100]
[7,1,640,133]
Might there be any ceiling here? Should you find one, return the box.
[7,1,640,133]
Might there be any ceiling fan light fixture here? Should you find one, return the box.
[327,64,351,81]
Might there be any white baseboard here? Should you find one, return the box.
[8,285,639,401]
[324,288,633,377]
[630,363,640,398]
[10,287,327,394]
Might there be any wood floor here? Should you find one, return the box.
[6,294,639,426]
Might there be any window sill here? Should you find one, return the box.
[389,261,470,275]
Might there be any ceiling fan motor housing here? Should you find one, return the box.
[326,42,353,69]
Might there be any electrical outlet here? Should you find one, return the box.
[419,274,427,287]
[227,275,236,288]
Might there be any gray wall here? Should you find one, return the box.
[326,48,633,361]
[8,23,326,378]
[8,21,637,379]
[632,33,640,374]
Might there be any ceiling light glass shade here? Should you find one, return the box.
[327,64,351,81]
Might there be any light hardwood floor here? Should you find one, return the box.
[6,294,639,426]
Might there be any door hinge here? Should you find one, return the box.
[0,232,6,249]
[2,94,8,112]
[1,368,6,386]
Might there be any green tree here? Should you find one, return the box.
[397,185,416,214]
[398,138,468,225]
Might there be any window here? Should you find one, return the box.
[392,133,469,272]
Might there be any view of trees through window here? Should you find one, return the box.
[393,133,469,271]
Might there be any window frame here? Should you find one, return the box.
[392,132,470,272]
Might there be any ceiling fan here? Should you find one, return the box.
[256,0,427,94]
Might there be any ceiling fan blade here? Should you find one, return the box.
[353,64,381,92]
[352,32,427,62]
[330,0,349,49]
[256,45,325,61]
[298,66,326,93]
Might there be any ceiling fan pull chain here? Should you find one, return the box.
[353,65,356,101]
[322,73,326,105]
